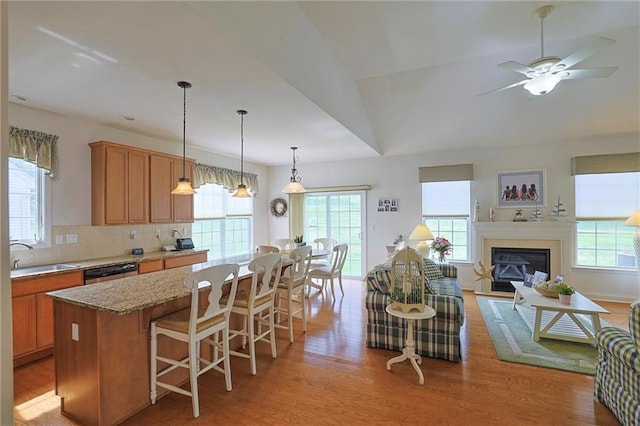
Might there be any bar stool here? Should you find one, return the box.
[274,245,312,343]
[150,263,239,418]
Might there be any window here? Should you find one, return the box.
[575,172,639,268]
[8,157,49,245]
[421,180,470,261]
[191,183,253,259]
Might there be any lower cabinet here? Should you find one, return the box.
[12,271,83,366]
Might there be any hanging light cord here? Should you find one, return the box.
[239,111,245,185]
[180,82,188,180]
[290,146,301,183]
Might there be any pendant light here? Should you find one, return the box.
[232,109,251,198]
[282,146,306,193]
[171,81,196,195]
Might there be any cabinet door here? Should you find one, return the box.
[13,295,37,357]
[128,150,149,223]
[104,146,129,224]
[172,158,194,222]
[36,293,54,348]
[149,155,174,223]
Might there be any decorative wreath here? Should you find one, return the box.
[270,198,288,217]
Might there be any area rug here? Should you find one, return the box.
[477,296,599,375]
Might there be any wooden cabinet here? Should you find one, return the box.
[91,141,193,225]
[163,252,208,269]
[90,142,149,225]
[12,271,83,366]
[138,259,164,274]
[150,155,194,223]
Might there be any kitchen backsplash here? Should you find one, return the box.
[10,224,192,267]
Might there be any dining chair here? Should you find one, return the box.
[311,237,337,267]
[255,245,280,254]
[150,263,239,418]
[226,253,282,375]
[274,245,312,343]
[271,238,296,252]
[308,244,349,297]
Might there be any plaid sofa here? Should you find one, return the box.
[594,303,640,426]
[365,262,464,362]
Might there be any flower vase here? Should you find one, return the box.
[438,253,446,263]
[559,294,572,305]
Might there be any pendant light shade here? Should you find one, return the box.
[171,81,196,195]
[282,146,306,194]
[233,110,252,198]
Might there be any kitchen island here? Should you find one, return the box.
[48,258,255,426]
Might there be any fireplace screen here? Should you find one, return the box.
[491,247,550,292]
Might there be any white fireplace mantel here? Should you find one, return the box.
[472,221,574,294]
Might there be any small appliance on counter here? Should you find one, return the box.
[176,238,194,250]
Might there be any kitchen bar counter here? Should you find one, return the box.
[48,253,282,425]
[11,249,209,281]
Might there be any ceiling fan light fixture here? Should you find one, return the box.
[524,73,561,96]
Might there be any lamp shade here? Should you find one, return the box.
[524,74,561,96]
[232,184,251,198]
[282,181,306,194]
[171,179,196,195]
[409,224,434,241]
[625,210,640,227]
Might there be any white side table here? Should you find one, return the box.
[385,304,436,385]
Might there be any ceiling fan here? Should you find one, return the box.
[481,5,618,96]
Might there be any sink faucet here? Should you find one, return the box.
[9,242,34,250]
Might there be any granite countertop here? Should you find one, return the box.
[47,253,289,315]
[10,249,209,281]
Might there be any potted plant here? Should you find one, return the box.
[555,284,575,305]
[294,235,305,247]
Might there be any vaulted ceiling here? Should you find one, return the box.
[7,1,639,166]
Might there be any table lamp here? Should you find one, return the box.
[625,210,640,269]
[408,224,434,258]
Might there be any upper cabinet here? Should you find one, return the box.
[90,141,194,225]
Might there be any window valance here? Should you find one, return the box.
[571,152,640,175]
[9,126,60,178]
[193,163,259,195]
[418,164,473,182]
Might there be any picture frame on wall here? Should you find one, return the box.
[377,198,398,212]
[497,169,546,208]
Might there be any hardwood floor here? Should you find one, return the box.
[14,279,627,425]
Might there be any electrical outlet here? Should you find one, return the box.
[183,227,188,236]
[66,234,78,244]
[55,235,64,244]
[130,230,137,239]
[155,229,160,238]
[172,229,178,238]
[72,323,79,341]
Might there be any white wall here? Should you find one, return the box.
[268,134,640,302]
[9,103,271,247]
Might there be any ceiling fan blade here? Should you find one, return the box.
[555,37,616,71]
[559,67,618,80]
[499,61,536,76]
[478,79,529,96]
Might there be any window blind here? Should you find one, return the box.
[575,172,640,219]
[422,181,471,216]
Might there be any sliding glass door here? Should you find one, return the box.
[304,191,365,278]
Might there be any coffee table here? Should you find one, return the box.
[511,281,609,345]
[385,305,436,385]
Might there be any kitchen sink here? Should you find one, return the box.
[11,263,79,278]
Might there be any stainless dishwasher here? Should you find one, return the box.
[83,262,138,284]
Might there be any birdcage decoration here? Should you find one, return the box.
[388,246,426,313]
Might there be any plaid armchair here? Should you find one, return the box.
[594,303,640,426]
[365,261,464,362]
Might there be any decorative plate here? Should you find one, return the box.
[270,198,288,217]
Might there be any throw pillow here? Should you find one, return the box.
[423,258,445,279]
[424,277,438,295]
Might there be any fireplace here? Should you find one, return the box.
[491,247,550,292]
[472,222,573,295]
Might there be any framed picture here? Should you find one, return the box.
[497,169,546,207]
[377,198,398,212]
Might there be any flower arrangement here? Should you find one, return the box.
[555,284,575,295]
[431,237,452,262]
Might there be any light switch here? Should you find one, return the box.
[66,234,78,244]
[72,323,79,341]
[55,235,64,245]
